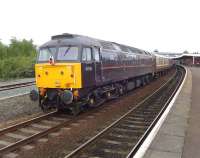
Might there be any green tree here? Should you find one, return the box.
[0,41,8,59]
[183,50,189,54]
[0,38,37,80]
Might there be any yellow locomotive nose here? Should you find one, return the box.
[35,63,82,89]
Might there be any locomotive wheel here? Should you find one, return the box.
[145,76,150,84]
[41,104,51,113]
[117,85,124,96]
[70,104,81,116]
[89,98,95,106]
[88,95,96,108]
[39,98,51,113]
[71,108,80,116]
[140,78,144,87]
[106,91,111,100]
[119,87,123,95]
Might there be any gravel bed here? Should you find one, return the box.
[0,94,42,128]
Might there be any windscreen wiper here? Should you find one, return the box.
[47,46,53,56]
[64,46,71,56]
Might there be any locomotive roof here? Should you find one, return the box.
[40,33,102,48]
[40,33,151,56]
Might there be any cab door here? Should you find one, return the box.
[92,47,102,86]
[82,47,95,87]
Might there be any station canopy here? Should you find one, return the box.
[152,52,200,59]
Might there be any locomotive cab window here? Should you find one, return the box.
[93,47,100,62]
[38,47,56,62]
[57,46,79,61]
[82,47,92,62]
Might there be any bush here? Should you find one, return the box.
[0,38,37,80]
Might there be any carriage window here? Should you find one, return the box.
[82,48,92,61]
[93,48,100,62]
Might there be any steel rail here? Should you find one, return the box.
[0,114,73,155]
[0,111,57,136]
[0,110,61,155]
[0,81,35,92]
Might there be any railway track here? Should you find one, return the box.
[0,67,183,157]
[0,81,35,92]
[64,66,185,158]
[0,110,74,156]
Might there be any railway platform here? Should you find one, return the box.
[143,66,200,158]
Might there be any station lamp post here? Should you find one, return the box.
[193,56,195,65]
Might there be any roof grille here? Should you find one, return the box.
[100,41,115,50]
[51,33,74,40]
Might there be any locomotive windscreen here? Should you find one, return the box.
[57,46,79,61]
[38,46,79,62]
[38,47,56,62]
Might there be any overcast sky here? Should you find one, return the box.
[0,0,199,53]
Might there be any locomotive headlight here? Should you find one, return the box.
[60,71,64,75]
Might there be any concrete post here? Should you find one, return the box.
[193,56,195,65]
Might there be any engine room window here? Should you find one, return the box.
[38,47,56,61]
[57,46,79,61]
[82,48,92,61]
[93,48,100,62]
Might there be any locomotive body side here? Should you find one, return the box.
[100,49,154,84]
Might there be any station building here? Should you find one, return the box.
[154,52,200,66]
[179,54,200,66]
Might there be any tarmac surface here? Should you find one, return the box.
[144,66,195,158]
